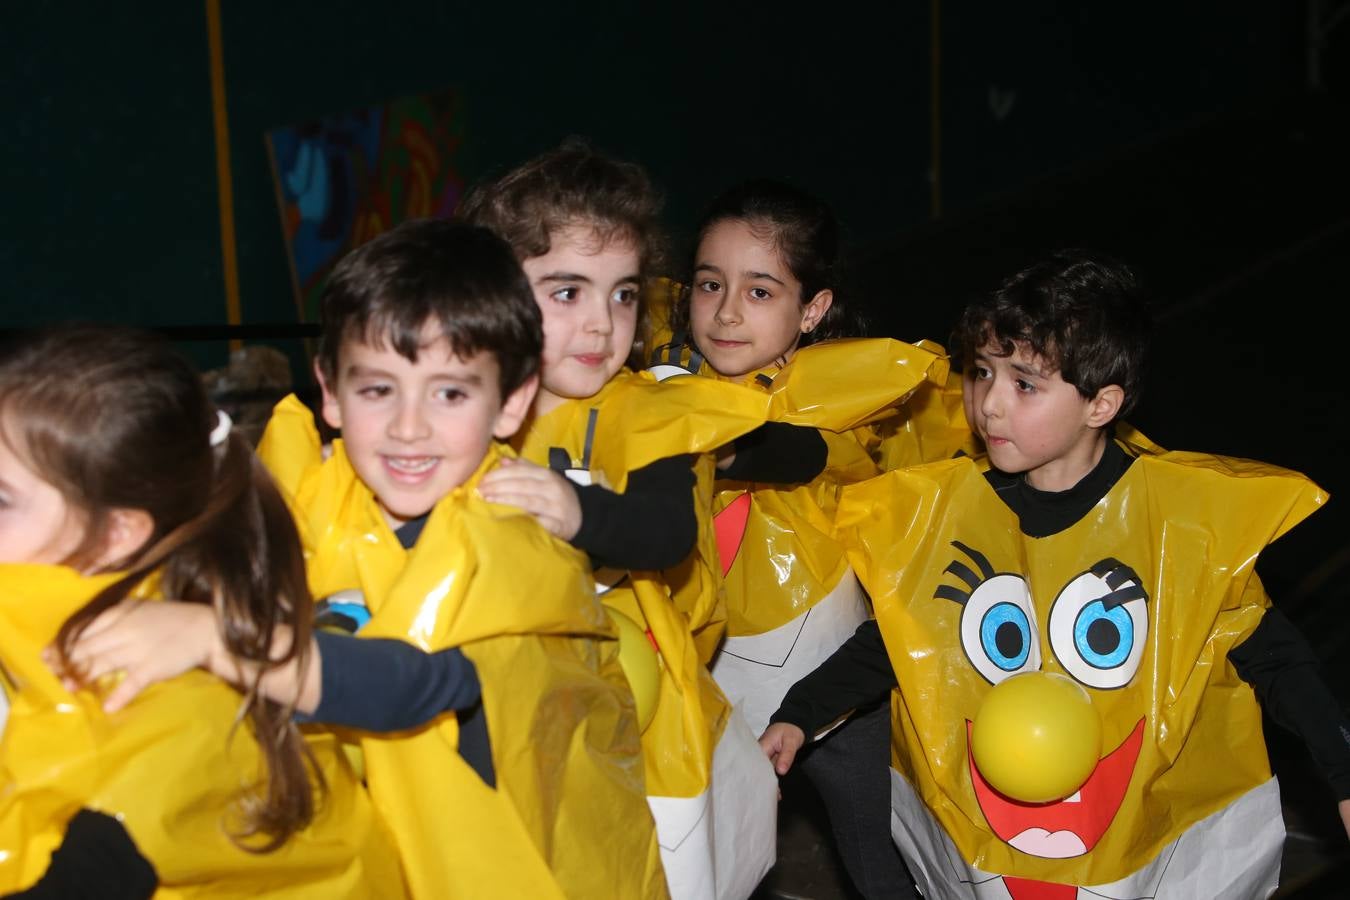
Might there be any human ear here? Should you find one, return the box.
[1087,384,1125,428]
[314,360,343,431]
[800,289,834,334]
[98,508,155,571]
[493,374,539,439]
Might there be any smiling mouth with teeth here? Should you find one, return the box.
[384,456,438,475]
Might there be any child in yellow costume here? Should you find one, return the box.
[75,222,669,899]
[271,219,667,899]
[762,250,1350,900]
[651,179,947,900]
[0,327,402,898]
[463,140,779,900]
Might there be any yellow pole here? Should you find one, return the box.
[930,0,942,221]
[206,0,242,351]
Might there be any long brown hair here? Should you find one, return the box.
[0,325,320,851]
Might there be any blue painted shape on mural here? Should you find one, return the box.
[270,110,386,284]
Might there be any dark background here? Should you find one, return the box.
[4,1,1348,894]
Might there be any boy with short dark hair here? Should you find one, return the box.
[760,249,1350,898]
[267,217,667,899]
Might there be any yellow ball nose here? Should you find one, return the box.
[971,671,1102,803]
[606,608,662,733]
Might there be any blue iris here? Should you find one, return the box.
[1074,600,1133,669]
[981,602,1031,671]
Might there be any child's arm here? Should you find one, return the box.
[481,454,698,571]
[306,631,481,731]
[717,422,828,483]
[759,619,897,774]
[55,601,481,732]
[569,455,697,570]
[1227,606,1350,839]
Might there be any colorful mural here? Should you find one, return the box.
[267,88,467,321]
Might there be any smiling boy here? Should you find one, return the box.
[266,218,667,899]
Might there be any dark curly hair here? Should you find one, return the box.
[951,249,1152,417]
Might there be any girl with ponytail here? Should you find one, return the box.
[0,325,403,898]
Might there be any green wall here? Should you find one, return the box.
[2,1,1295,372]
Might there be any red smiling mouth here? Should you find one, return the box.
[968,717,1144,859]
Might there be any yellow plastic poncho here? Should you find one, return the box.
[711,337,948,636]
[834,433,1327,896]
[0,564,404,898]
[258,396,667,900]
[514,369,779,899]
[874,357,980,471]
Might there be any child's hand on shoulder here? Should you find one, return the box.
[758,721,806,775]
[46,600,221,714]
[478,457,583,541]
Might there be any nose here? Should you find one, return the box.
[970,671,1102,803]
[713,292,743,326]
[582,296,614,336]
[978,377,1003,420]
[387,397,430,442]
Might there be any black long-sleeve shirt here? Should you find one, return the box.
[719,421,828,485]
[568,454,698,571]
[771,438,1350,801]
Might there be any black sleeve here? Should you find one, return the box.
[769,619,898,738]
[719,422,828,484]
[7,809,156,899]
[307,631,481,732]
[568,454,697,571]
[1228,607,1350,801]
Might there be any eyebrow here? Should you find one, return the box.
[536,271,594,285]
[974,350,1051,380]
[344,364,483,385]
[693,263,786,286]
[1010,360,1052,379]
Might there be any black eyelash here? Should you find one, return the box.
[935,540,997,605]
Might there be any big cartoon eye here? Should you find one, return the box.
[937,541,1041,685]
[961,573,1041,684]
[1048,558,1149,690]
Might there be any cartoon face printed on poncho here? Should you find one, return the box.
[836,449,1324,894]
[941,541,1148,863]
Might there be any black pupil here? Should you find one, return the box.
[1087,618,1120,656]
[995,622,1024,660]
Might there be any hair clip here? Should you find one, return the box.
[209,409,233,447]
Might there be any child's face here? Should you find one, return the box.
[0,427,88,566]
[319,326,536,529]
[689,219,832,380]
[521,226,640,415]
[962,340,1116,492]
